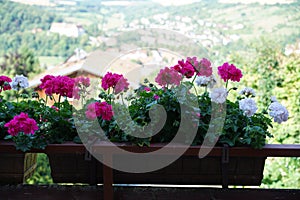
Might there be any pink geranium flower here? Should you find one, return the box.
[218,62,243,82]
[190,57,213,77]
[172,59,195,78]
[154,94,160,100]
[0,75,12,92]
[101,72,129,94]
[85,101,114,121]
[4,112,39,136]
[155,67,183,87]
[40,75,75,98]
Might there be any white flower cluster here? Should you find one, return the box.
[196,75,216,88]
[239,98,258,117]
[11,74,29,91]
[268,101,289,124]
[239,87,256,97]
[209,87,227,104]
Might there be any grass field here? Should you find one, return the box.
[38,56,65,68]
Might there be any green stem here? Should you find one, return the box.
[191,75,197,85]
[193,85,198,96]
[225,81,229,89]
[16,91,19,103]
[58,95,61,108]
[121,93,125,105]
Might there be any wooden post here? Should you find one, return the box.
[221,144,229,189]
[103,154,113,200]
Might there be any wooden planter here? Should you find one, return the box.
[47,152,100,184]
[47,152,266,186]
[46,143,266,186]
[1,141,299,188]
[0,153,37,185]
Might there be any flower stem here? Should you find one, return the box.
[191,75,197,85]
[193,85,198,96]
[225,81,229,89]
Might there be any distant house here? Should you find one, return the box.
[49,22,85,38]
[29,49,118,104]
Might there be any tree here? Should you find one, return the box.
[0,47,42,78]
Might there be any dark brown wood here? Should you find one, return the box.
[0,153,37,184]
[0,141,86,154]
[103,154,114,200]
[1,141,300,157]
[0,185,300,200]
[91,142,300,157]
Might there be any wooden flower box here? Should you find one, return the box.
[0,151,37,185]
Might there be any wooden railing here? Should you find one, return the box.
[1,141,300,200]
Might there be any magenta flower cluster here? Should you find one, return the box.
[73,76,91,100]
[0,75,12,93]
[101,72,129,94]
[85,101,114,121]
[155,67,183,87]
[4,112,39,136]
[172,57,213,78]
[218,62,243,82]
[40,75,75,98]
[75,76,90,87]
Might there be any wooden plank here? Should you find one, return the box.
[1,141,300,157]
[91,142,300,157]
[0,185,299,200]
[103,154,114,200]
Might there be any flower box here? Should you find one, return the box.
[45,142,267,187]
[0,152,37,185]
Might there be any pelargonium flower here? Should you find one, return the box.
[172,59,195,78]
[155,67,182,87]
[218,62,243,82]
[196,76,211,86]
[154,94,160,100]
[85,101,114,121]
[270,96,277,102]
[0,75,12,92]
[144,87,151,92]
[73,77,91,100]
[187,57,212,77]
[115,76,130,94]
[4,112,39,136]
[101,72,129,94]
[239,98,258,117]
[196,75,216,88]
[239,87,256,97]
[268,101,289,124]
[40,75,55,89]
[11,74,29,91]
[75,76,90,87]
[209,87,228,104]
[40,75,75,98]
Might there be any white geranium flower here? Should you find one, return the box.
[268,102,289,124]
[196,75,217,88]
[239,87,256,97]
[196,76,210,86]
[11,74,29,91]
[239,98,258,117]
[209,87,228,104]
[270,96,277,102]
